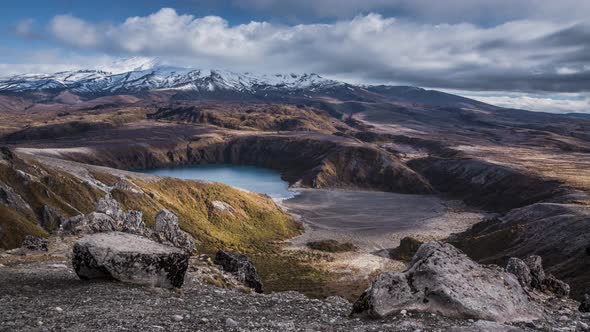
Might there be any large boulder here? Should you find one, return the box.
[153,209,196,254]
[214,250,263,293]
[73,232,189,288]
[352,242,541,322]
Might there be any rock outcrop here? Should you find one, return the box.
[153,209,196,254]
[451,203,589,299]
[506,257,532,288]
[21,235,48,251]
[41,205,63,232]
[95,194,124,222]
[61,196,196,254]
[580,294,590,312]
[72,232,189,288]
[506,256,570,297]
[352,242,541,322]
[376,236,423,261]
[214,250,263,293]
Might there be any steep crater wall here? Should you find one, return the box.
[44,135,433,195]
[408,157,564,211]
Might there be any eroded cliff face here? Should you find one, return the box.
[449,203,590,300]
[408,157,564,211]
[37,134,433,195]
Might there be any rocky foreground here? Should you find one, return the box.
[1,237,590,332]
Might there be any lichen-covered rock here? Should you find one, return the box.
[21,235,48,251]
[95,194,123,222]
[580,294,590,312]
[73,232,189,288]
[524,255,546,290]
[84,212,117,233]
[122,210,150,236]
[214,250,263,293]
[506,257,532,289]
[352,242,541,322]
[153,209,196,254]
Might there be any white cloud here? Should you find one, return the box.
[39,8,590,94]
[464,93,590,114]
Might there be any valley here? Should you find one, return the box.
[0,68,589,330]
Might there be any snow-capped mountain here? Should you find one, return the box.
[0,64,346,96]
[0,58,497,110]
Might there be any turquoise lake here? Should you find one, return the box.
[141,164,295,200]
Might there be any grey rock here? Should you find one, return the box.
[95,195,123,222]
[73,232,189,288]
[84,212,118,233]
[579,294,590,312]
[153,209,196,254]
[544,274,570,297]
[352,242,541,322]
[0,182,34,218]
[514,255,571,297]
[524,255,546,290]
[41,205,63,232]
[62,212,118,234]
[60,215,85,232]
[21,235,48,251]
[214,250,263,293]
[449,320,525,332]
[225,318,239,327]
[122,210,150,236]
[506,257,532,289]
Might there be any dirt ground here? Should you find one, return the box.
[280,189,488,282]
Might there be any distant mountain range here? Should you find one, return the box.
[0,58,497,111]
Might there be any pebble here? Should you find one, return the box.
[37,321,43,326]
[200,318,209,323]
[173,315,183,322]
[558,315,569,321]
[54,307,63,313]
[226,318,239,327]
[400,310,408,316]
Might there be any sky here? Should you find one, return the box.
[1,0,590,113]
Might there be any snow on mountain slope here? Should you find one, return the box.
[0,64,345,95]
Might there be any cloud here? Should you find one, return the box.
[231,0,590,24]
[39,8,590,94]
[462,92,590,114]
[12,18,42,39]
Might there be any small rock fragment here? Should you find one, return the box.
[172,315,183,322]
[225,318,239,327]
